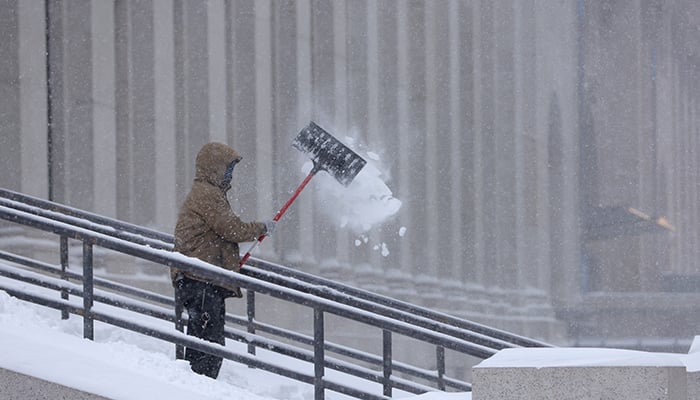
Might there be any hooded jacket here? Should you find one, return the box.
[171,142,266,296]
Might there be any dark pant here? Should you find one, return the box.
[177,277,228,379]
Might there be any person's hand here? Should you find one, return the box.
[263,220,277,236]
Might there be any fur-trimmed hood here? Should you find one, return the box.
[194,142,242,191]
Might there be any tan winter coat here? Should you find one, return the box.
[171,142,266,296]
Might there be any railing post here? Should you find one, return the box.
[314,308,325,400]
[436,345,446,391]
[247,289,256,356]
[174,288,184,360]
[60,235,69,319]
[82,240,94,340]
[382,329,393,397]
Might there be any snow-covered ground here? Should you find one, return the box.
[4,283,700,400]
[0,290,469,400]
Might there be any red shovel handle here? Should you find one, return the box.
[239,169,317,267]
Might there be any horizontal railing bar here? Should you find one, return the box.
[0,200,533,353]
[1,248,466,391]
[0,197,172,250]
[0,263,439,396]
[0,189,171,243]
[0,250,174,307]
[0,205,496,359]
[246,259,551,349]
[2,188,564,394]
[0,264,174,323]
[222,325,434,395]
[244,266,519,351]
[0,188,548,349]
[0,281,394,400]
[321,380,388,400]
[229,315,469,391]
[0,284,312,380]
[0,193,486,397]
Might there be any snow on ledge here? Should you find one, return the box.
[681,335,700,372]
[474,347,685,369]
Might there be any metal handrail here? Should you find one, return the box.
[0,262,441,395]
[1,200,484,398]
[0,189,553,397]
[0,249,466,392]
[0,188,171,243]
[0,188,551,349]
[0,202,496,354]
[0,282,361,397]
[0,188,556,396]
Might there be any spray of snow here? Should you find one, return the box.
[302,140,401,234]
[372,243,390,257]
[300,135,402,257]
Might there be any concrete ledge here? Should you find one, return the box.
[687,371,700,400]
[0,367,108,400]
[682,335,700,399]
[472,348,687,400]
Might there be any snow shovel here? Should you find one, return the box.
[239,121,367,267]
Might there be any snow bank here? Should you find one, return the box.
[0,290,469,399]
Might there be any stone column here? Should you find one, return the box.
[207,0,226,144]
[0,0,48,197]
[402,1,428,300]
[373,1,412,297]
[115,0,158,225]
[473,0,496,291]
[396,0,417,297]
[651,2,674,275]
[537,0,579,306]
[153,0,177,231]
[493,0,517,292]
[47,0,94,211]
[270,0,302,265]
[173,1,210,200]
[295,0,316,266]
[445,0,471,309]
[18,1,49,198]
[253,0,274,257]
[330,0,348,276]
[90,0,116,218]
[227,0,256,217]
[514,0,545,296]
[0,1,21,192]
[424,0,451,306]
[309,0,336,275]
[457,1,482,306]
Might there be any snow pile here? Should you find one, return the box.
[0,290,468,400]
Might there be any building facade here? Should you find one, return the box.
[1,0,700,364]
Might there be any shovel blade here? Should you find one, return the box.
[293,121,367,186]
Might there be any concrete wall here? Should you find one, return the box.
[0,367,109,400]
[473,365,687,400]
[472,347,688,400]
